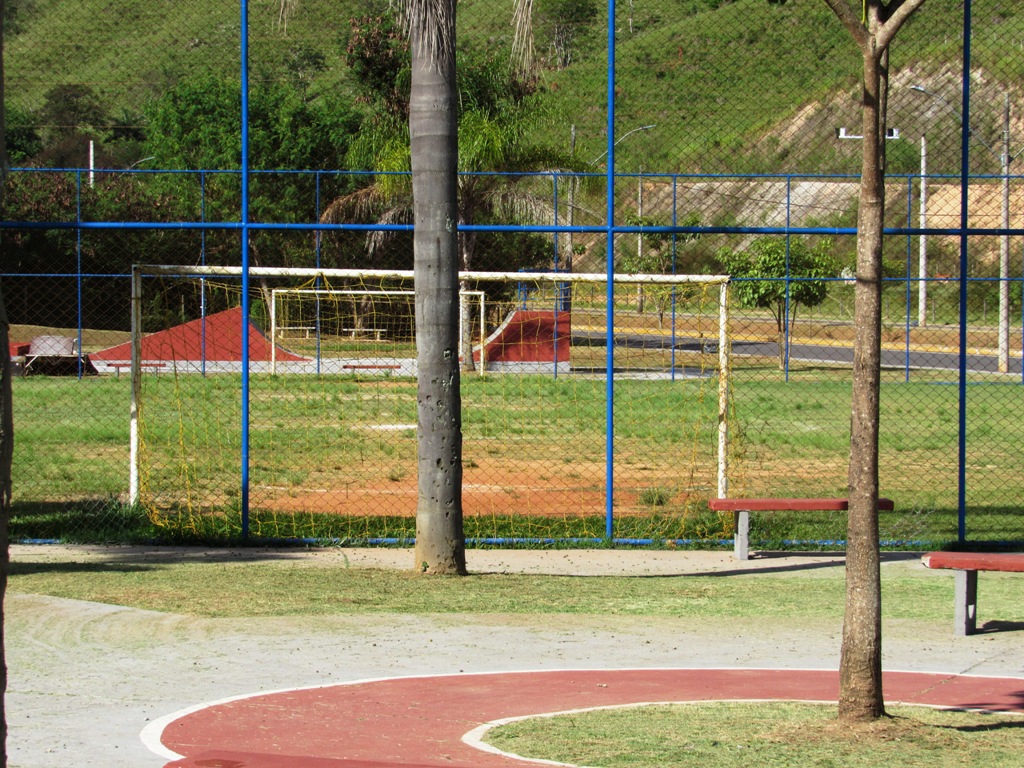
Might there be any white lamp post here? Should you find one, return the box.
[911,85,1018,372]
[919,134,928,327]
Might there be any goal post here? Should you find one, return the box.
[269,287,487,374]
[126,264,732,539]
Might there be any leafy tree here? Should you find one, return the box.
[325,18,582,366]
[819,0,928,723]
[143,73,363,275]
[345,12,411,121]
[534,0,600,68]
[718,236,837,370]
[619,211,702,327]
[3,102,40,162]
[37,84,108,143]
[145,73,361,173]
[282,44,327,101]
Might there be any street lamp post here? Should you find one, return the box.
[919,134,928,327]
[911,84,1018,372]
[999,93,1011,374]
[590,124,657,166]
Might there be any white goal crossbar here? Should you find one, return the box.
[129,265,731,505]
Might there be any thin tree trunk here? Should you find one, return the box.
[0,284,10,768]
[821,0,927,723]
[1,1,12,757]
[839,40,886,724]
[409,0,466,575]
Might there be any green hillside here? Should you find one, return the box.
[4,0,1023,175]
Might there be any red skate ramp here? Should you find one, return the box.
[91,307,306,374]
[473,310,570,373]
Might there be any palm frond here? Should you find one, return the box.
[405,0,455,68]
[511,0,536,80]
[320,187,384,225]
[366,205,414,258]
[277,0,299,33]
[489,186,557,226]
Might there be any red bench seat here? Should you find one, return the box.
[922,551,1024,635]
[708,497,895,560]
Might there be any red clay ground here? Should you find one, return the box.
[259,457,704,517]
[150,668,1024,768]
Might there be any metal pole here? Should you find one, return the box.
[129,266,142,506]
[998,93,1010,373]
[604,0,617,541]
[919,134,928,327]
[718,281,730,499]
[957,0,973,543]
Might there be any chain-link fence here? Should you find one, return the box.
[3,0,1022,548]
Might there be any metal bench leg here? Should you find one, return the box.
[734,510,749,561]
[954,569,978,636]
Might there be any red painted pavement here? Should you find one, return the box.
[152,668,1024,768]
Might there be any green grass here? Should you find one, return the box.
[10,365,1024,546]
[484,701,1024,768]
[10,554,1023,620]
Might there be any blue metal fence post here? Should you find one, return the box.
[201,171,208,376]
[783,176,793,381]
[604,0,617,541]
[904,175,913,382]
[76,171,84,379]
[957,0,973,543]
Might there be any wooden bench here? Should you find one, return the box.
[277,326,315,338]
[342,364,401,371]
[342,328,387,341]
[921,551,1024,636]
[708,497,895,561]
[107,362,167,377]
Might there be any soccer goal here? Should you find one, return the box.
[269,287,486,374]
[125,265,732,541]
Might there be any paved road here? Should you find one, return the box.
[573,330,1024,375]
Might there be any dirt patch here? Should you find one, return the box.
[257,457,699,517]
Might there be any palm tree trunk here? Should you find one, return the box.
[409,0,466,575]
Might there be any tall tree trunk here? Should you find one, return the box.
[0,284,10,768]
[840,41,886,723]
[821,0,929,723]
[409,0,466,575]
[1,1,12,757]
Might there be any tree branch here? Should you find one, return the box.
[877,0,929,51]
[820,0,870,50]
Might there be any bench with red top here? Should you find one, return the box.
[708,497,895,561]
[921,551,1024,636]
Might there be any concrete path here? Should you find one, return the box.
[6,545,1023,768]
